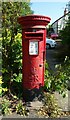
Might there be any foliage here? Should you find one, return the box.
[2,98,12,115]
[44,56,70,97]
[52,15,70,63]
[2,32,22,89]
[59,16,70,45]
[1,97,29,116]
[0,76,8,96]
[0,35,2,74]
[55,56,70,92]
[21,2,34,15]
[2,2,33,94]
[16,100,29,116]
[38,92,62,118]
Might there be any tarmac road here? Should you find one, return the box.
[46,47,60,72]
[46,40,63,71]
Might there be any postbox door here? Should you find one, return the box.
[22,37,45,90]
[27,40,45,89]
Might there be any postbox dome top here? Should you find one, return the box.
[18,14,51,28]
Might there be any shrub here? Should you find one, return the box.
[44,56,70,97]
[0,76,8,96]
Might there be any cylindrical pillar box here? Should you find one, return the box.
[18,15,51,101]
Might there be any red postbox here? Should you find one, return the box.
[18,15,51,101]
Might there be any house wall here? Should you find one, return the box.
[51,1,70,35]
[51,12,69,34]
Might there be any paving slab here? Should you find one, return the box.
[54,90,70,111]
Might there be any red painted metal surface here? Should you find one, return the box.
[18,15,51,90]
[18,15,51,28]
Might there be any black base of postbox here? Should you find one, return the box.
[23,87,44,102]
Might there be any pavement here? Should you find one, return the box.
[1,100,44,119]
[54,90,70,111]
[0,90,70,119]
